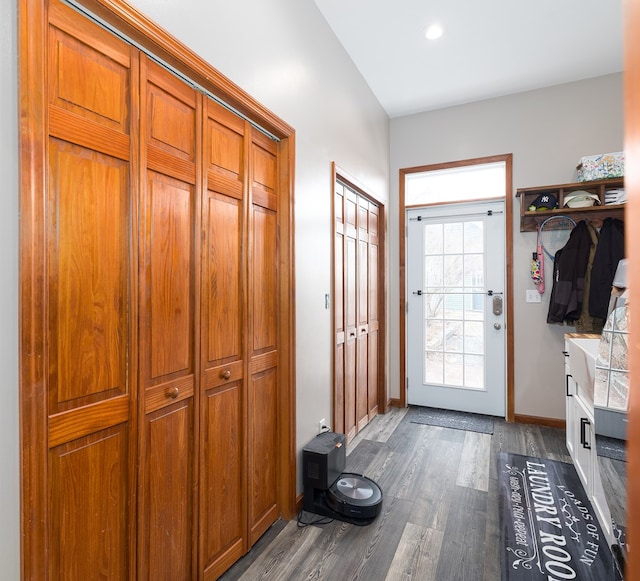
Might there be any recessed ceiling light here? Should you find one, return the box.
[424,23,443,41]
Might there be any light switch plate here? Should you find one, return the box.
[526,289,542,303]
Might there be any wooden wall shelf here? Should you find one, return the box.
[516,178,625,232]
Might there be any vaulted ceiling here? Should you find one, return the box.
[314,0,623,118]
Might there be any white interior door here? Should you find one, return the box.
[406,200,506,416]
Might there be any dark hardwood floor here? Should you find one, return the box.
[219,407,625,580]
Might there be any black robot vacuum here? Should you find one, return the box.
[302,432,382,525]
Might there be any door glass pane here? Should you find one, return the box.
[464,221,483,253]
[422,218,486,390]
[424,255,443,287]
[425,352,444,384]
[444,222,463,254]
[465,355,484,389]
[425,224,443,254]
[444,255,463,288]
[444,321,463,352]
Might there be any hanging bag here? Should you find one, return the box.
[530,224,545,294]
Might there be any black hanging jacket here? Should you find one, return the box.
[547,220,592,324]
[588,217,625,319]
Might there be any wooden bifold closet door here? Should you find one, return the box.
[137,56,199,579]
[334,179,382,442]
[46,4,136,578]
[19,0,291,579]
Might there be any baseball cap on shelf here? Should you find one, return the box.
[528,193,558,211]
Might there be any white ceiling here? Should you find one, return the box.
[313,0,623,118]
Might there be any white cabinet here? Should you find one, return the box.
[564,338,614,547]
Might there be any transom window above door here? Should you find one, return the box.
[405,161,506,206]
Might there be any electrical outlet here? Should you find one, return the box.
[318,418,325,434]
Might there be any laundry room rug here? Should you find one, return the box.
[498,452,621,580]
[410,406,494,434]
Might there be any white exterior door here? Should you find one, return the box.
[406,200,506,417]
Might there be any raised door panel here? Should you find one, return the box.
[367,329,379,417]
[47,140,129,415]
[356,333,369,431]
[207,99,244,198]
[248,368,279,544]
[49,1,131,134]
[203,192,243,364]
[145,401,194,580]
[145,173,193,380]
[357,199,369,327]
[251,136,277,212]
[139,57,199,579]
[251,205,278,353]
[49,426,129,580]
[201,384,245,580]
[145,59,197,165]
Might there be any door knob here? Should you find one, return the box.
[493,322,502,330]
[221,370,231,380]
[167,386,179,399]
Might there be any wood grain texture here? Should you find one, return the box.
[201,383,245,580]
[204,192,243,363]
[48,139,129,409]
[49,425,130,580]
[220,407,623,581]
[385,522,444,581]
[138,57,199,580]
[456,431,492,491]
[250,206,277,353]
[145,400,194,581]
[248,368,279,545]
[146,172,194,378]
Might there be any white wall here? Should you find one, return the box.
[390,73,624,420]
[0,0,20,577]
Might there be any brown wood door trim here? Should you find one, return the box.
[398,154,514,420]
[332,162,387,436]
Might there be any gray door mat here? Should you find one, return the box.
[409,406,494,434]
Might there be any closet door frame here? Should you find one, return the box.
[19,1,296,579]
[332,162,387,437]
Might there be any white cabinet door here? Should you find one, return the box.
[572,394,594,496]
